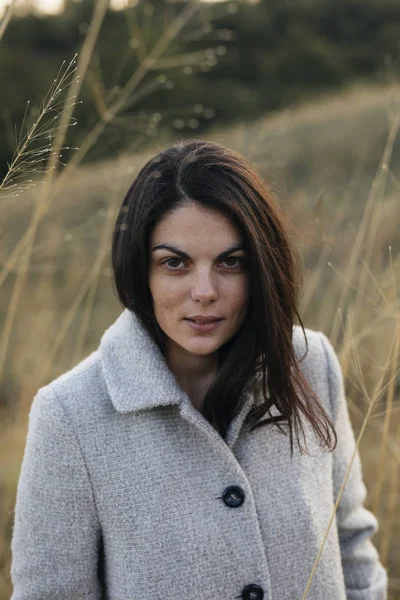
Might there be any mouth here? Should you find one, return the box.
[184,318,224,332]
[185,318,223,323]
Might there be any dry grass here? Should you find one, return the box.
[1,74,400,599]
[0,1,15,43]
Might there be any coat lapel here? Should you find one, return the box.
[99,308,186,414]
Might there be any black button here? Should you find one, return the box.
[241,583,264,600]
[222,485,245,508]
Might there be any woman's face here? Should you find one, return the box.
[148,201,249,358]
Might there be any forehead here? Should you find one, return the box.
[151,203,242,243]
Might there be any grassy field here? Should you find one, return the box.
[1,80,399,598]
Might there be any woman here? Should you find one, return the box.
[10,139,387,600]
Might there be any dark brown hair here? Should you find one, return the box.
[112,139,337,456]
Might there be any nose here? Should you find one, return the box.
[190,269,218,304]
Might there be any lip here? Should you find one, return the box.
[184,318,223,333]
[186,315,223,322]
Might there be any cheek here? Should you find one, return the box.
[227,276,249,308]
[150,275,183,309]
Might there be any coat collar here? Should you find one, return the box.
[98,308,301,415]
[99,308,188,414]
[98,309,287,448]
[98,309,310,453]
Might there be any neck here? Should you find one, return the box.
[166,341,218,412]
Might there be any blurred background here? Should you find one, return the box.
[0,0,399,597]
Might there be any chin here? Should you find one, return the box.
[191,347,219,356]
[180,339,221,355]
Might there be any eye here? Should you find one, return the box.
[223,257,244,269]
[162,258,185,270]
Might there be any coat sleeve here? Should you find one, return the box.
[319,332,388,600]
[10,386,104,599]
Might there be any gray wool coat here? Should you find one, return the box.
[10,308,388,600]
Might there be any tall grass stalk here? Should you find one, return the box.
[0,0,109,271]
[0,1,14,43]
[56,0,202,173]
[346,116,400,337]
[70,164,128,368]
[0,57,79,200]
[299,99,400,594]
[301,314,400,599]
[0,1,110,387]
[34,160,133,382]
[329,109,400,349]
[36,259,109,386]
[372,321,400,515]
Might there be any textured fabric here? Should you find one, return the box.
[10,308,388,600]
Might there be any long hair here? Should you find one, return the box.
[111,139,337,456]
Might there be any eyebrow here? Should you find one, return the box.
[152,243,245,261]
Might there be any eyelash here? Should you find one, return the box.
[161,257,244,271]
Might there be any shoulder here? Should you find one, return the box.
[31,349,112,429]
[292,325,343,417]
[292,324,326,377]
[293,325,339,374]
